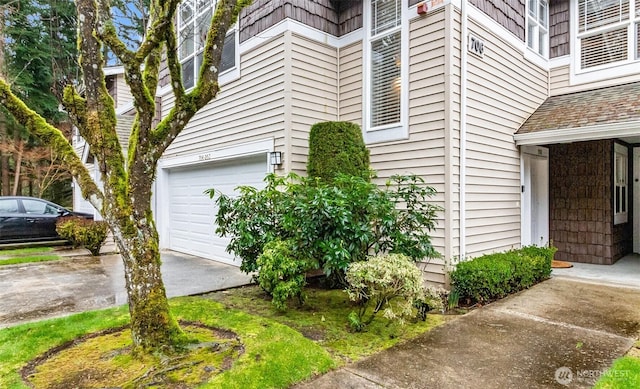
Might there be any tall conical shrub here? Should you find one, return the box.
[307,121,370,184]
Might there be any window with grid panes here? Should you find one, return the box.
[178,0,237,89]
[527,0,549,56]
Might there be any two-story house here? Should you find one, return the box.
[75,0,640,285]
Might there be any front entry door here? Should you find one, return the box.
[521,146,549,247]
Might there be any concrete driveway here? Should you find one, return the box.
[0,250,251,328]
[297,277,640,389]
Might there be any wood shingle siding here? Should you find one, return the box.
[338,0,363,36]
[469,0,525,41]
[549,0,570,58]
[240,0,339,42]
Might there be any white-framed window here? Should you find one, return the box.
[614,143,628,225]
[527,0,549,56]
[364,0,408,143]
[576,0,639,70]
[178,0,238,89]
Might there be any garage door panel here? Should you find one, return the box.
[167,154,267,265]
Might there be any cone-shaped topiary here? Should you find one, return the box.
[307,121,370,184]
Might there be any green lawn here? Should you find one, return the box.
[0,247,53,256]
[0,247,59,266]
[595,342,640,389]
[0,288,444,388]
[0,299,335,388]
[206,285,445,363]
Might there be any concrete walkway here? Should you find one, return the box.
[297,277,640,389]
[552,254,640,289]
[0,250,252,328]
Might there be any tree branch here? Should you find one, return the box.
[164,23,184,101]
[152,0,250,160]
[76,0,126,212]
[96,0,136,64]
[61,85,89,139]
[0,78,103,208]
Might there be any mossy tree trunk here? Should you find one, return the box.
[0,0,251,353]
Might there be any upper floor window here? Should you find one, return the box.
[527,0,549,56]
[577,0,639,69]
[178,0,237,89]
[364,0,407,143]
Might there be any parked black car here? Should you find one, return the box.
[0,196,94,243]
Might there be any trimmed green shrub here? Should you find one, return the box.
[519,245,556,280]
[256,239,315,310]
[345,254,424,331]
[450,245,556,305]
[56,217,109,256]
[307,121,370,184]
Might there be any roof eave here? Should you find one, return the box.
[514,120,640,146]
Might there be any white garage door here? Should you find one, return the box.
[167,154,267,265]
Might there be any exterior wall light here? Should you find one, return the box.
[269,151,282,166]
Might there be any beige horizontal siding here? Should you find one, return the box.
[338,41,363,124]
[462,16,548,259]
[289,33,339,174]
[116,75,133,109]
[161,35,287,157]
[549,64,640,96]
[549,64,570,96]
[354,9,450,265]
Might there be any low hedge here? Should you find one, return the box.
[450,245,556,304]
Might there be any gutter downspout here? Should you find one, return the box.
[460,0,468,260]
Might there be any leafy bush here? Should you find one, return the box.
[345,254,424,331]
[307,121,370,184]
[210,173,441,283]
[256,239,315,310]
[450,245,556,304]
[210,174,290,274]
[56,217,109,256]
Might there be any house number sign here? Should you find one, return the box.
[468,34,485,58]
[198,153,212,161]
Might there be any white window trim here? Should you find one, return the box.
[570,0,639,84]
[177,1,240,90]
[526,0,549,58]
[218,28,240,85]
[363,0,409,144]
[614,142,629,225]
